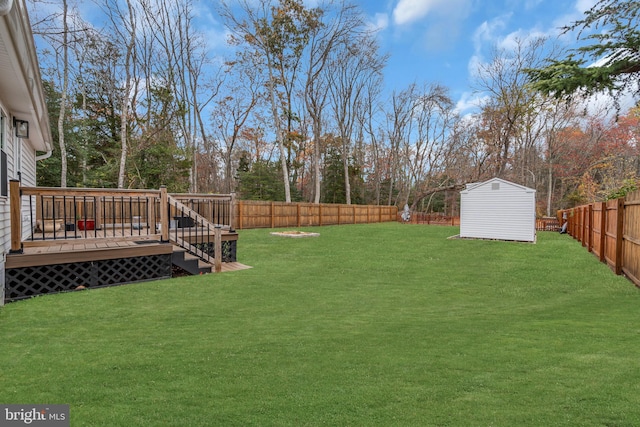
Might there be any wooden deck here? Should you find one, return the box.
[5,185,249,302]
[8,238,250,272]
[7,239,171,269]
[9,226,245,271]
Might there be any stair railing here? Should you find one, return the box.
[166,195,224,272]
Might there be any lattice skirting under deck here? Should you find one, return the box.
[5,254,172,302]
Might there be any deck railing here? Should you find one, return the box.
[11,182,164,251]
[170,193,235,229]
[10,182,235,263]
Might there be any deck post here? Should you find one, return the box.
[160,186,169,242]
[229,193,236,231]
[95,196,103,230]
[214,226,222,273]
[10,180,22,253]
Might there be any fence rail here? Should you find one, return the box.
[400,212,461,226]
[398,212,558,231]
[234,200,398,229]
[560,191,639,286]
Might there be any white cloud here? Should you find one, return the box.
[454,91,489,115]
[525,0,543,10]
[497,28,548,52]
[368,13,389,32]
[574,0,597,13]
[393,0,438,26]
[472,15,510,53]
[393,0,472,27]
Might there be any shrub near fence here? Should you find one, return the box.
[560,190,640,287]
[235,200,398,229]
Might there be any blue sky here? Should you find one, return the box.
[193,0,597,114]
[351,0,596,112]
[46,0,599,114]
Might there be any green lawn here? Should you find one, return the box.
[1,223,639,426]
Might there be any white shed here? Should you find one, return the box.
[460,178,536,242]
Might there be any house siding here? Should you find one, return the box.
[460,178,536,242]
[1,0,53,305]
[0,107,8,303]
[0,106,40,304]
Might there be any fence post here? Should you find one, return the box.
[580,206,587,247]
[238,200,243,230]
[10,180,22,253]
[615,197,625,275]
[271,202,275,229]
[599,202,606,262]
[569,208,575,237]
[587,204,593,252]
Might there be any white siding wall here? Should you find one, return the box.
[0,101,40,305]
[20,141,37,243]
[460,178,536,242]
[0,105,9,304]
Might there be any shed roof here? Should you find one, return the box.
[461,177,535,194]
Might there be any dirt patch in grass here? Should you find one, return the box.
[270,230,320,238]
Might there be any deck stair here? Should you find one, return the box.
[167,195,224,274]
[171,245,212,275]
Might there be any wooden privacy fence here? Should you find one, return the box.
[401,212,461,226]
[235,200,398,229]
[560,190,640,287]
[399,212,558,230]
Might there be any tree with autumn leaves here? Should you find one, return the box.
[30,0,640,215]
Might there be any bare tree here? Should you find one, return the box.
[140,0,221,192]
[212,58,264,193]
[29,0,90,187]
[220,0,322,202]
[359,78,384,204]
[327,33,385,204]
[404,84,456,207]
[473,37,551,180]
[58,0,70,187]
[385,87,414,205]
[303,0,365,203]
[101,0,138,188]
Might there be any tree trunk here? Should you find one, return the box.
[117,0,136,189]
[313,119,321,204]
[547,160,553,217]
[58,0,69,188]
[343,146,351,205]
[410,184,466,211]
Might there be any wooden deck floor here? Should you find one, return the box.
[9,228,249,273]
[7,239,172,268]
